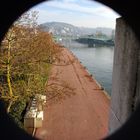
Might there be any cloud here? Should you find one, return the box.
[31,0,120,28]
[44,0,119,19]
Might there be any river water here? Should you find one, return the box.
[62,40,114,95]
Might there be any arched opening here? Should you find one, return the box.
[1,1,117,139]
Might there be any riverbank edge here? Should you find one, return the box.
[67,48,111,100]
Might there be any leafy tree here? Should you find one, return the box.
[95,31,108,39]
[0,11,54,115]
[0,11,75,128]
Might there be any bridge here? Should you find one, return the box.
[74,37,114,47]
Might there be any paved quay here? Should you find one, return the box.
[35,48,110,140]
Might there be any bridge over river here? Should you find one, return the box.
[74,37,114,47]
[53,35,114,47]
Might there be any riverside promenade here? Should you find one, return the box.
[35,48,110,140]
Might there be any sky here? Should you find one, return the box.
[31,0,120,29]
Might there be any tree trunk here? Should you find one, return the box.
[7,100,13,113]
[6,41,13,113]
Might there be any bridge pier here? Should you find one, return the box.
[109,17,140,133]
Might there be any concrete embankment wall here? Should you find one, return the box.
[109,17,140,133]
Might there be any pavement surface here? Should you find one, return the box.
[35,48,110,140]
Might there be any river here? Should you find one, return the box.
[61,40,114,95]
